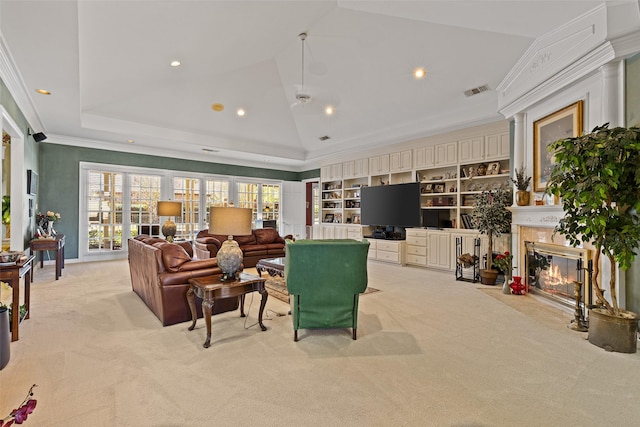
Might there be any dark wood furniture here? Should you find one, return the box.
[187,272,268,348]
[29,235,65,280]
[256,257,285,278]
[0,255,35,341]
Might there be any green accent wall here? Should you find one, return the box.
[38,143,319,259]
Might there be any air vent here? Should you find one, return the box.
[464,84,489,97]
[319,135,331,141]
[202,148,219,153]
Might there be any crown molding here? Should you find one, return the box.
[0,33,45,132]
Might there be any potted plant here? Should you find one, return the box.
[547,123,640,353]
[510,163,531,206]
[471,188,513,285]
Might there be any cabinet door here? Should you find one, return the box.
[321,165,331,181]
[458,137,484,163]
[369,154,390,174]
[427,232,451,269]
[330,163,343,180]
[414,146,435,169]
[485,133,510,160]
[435,142,457,166]
[342,161,355,179]
[353,158,369,177]
[390,150,412,172]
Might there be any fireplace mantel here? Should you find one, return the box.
[508,205,564,228]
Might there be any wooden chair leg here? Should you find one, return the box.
[352,328,357,340]
[294,330,299,342]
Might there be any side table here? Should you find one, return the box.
[30,235,65,280]
[187,272,268,348]
[0,255,35,341]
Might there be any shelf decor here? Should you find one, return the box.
[533,101,583,191]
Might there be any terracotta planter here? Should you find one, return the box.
[480,269,498,285]
[588,308,638,353]
[516,190,530,206]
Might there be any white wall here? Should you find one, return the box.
[281,180,306,240]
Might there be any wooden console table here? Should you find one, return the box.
[0,255,35,341]
[30,235,65,280]
[187,273,268,348]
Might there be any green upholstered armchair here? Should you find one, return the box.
[285,239,370,341]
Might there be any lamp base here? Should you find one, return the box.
[217,237,243,282]
[162,220,177,242]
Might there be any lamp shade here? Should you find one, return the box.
[209,207,252,236]
[157,201,182,217]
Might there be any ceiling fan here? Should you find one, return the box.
[294,32,312,105]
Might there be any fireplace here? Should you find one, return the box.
[524,241,593,308]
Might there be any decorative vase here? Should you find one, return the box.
[47,221,54,236]
[516,190,530,206]
[0,306,10,370]
[509,276,525,295]
[479,269,498,285]
[588,308,638,353]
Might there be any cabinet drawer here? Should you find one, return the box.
[406,254,427,266]
[407,245,427,256]
[406,236,427,246]
[377,250,400,262]
[377,241,399,252]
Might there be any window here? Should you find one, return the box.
[237,182,281,228]
[203,179,230,227]
[130,174,161,237]
[173,177,201,240]
[86,170,123,251]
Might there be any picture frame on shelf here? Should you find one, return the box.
[533,100,583,191]
[323,213,334,223]
[434,183,445,193]
[486,162,500,175]
[422,183,433,193]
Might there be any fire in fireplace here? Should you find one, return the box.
[524,241,593,308]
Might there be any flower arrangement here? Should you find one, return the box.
[492,251,513,275]
[37,211,61,224]
[510,163,531,191]
[0,384,37,426]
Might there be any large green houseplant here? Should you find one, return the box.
[546,124,640,352]
[471,188,512,284]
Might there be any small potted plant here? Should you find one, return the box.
[471,188,513,285]
[510,163,531,206]
[547,123,640,353]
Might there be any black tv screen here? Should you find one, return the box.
[361,182,421,227]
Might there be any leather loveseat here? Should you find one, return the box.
[194,228,293,267]
[128,235,238,326]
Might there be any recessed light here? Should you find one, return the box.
[127,139,134,144]
[325,106,334,116]
[237,108,245,117]
[414,68,426,79]
[211,103,224,112]
[170,60,181,67]
[35,89,51,95]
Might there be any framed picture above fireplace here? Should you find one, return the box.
[533,101,583,191]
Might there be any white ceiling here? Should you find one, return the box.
[1,1,637,172]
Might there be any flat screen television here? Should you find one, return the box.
[360,182,421,227]
[422,209,451,229]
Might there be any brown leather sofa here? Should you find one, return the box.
[194,228,293,267]
[128,235,238,326]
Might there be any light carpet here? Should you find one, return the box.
[264,276,379,305]
[1,259,640,426]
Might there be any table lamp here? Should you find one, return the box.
[157,201,182,242]
[209,206,252,281]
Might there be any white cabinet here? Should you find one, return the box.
[366,239,405,265]
[485,132,510,161]
[347,226,363,240]
[427,231,451,270]
[414,146,435,169]
[405,228,428,267]
[450,231,487,270]
[321,163,343,181]
[435,142,457,166]
[343,158,369,178]
[458,137,484,163]
[369,154,390,175]
[390,150,412,172]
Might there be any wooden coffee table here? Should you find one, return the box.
[187,272,268,348]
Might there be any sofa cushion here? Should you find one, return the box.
[254,228,280,244]
[158,243,192,272]
[234,234,257,246]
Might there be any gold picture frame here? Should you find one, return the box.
[533,101,583,191]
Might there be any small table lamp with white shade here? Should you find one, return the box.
[157,201,182,242]
[209,206,253,281]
